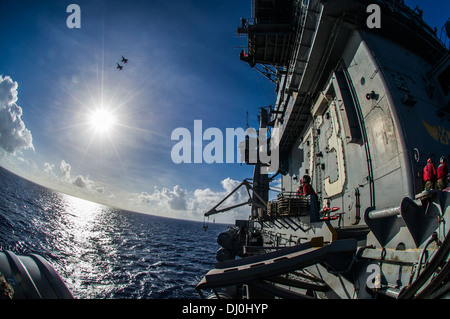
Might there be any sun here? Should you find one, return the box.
[88,107,117,134]
[78,104,122,165]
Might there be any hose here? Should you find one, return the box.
[416,232,438,279]
[399,230,450,299]
[415,258,450,299]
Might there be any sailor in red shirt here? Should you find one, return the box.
[437,156,448,190]
[301,175,320,222]
[302,175,316,196]
[423,158,437,191]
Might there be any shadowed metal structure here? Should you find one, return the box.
[199,0,450,299]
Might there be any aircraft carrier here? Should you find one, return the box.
[197,0,450,299]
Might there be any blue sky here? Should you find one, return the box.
[0,0,448,222]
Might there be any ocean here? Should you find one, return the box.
[0,166,226,299]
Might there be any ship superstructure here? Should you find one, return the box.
[197,0,450,299]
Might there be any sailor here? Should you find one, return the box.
[423,158,437,190]
[241,18,248,29]
[437,156,448,190]
[239,50,255,67]
[302,175,316,196]
[302,175,320,222]
[240,50,248,61]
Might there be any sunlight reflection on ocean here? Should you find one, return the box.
[0,167,224,299]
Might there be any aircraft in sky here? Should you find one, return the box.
[121,56,128,64]
[116,63,123,70]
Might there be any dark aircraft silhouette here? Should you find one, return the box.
[116,63,123,70]
[121,56,128,64]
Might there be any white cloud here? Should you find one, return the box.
[220,177,249,204]
[190,178,250,219]
[41,158,251,223]
[42,159,103,195]
[44,162,55,174]
[131,177,250,222]
[137,185,187,211]
[72,175,88,188]
[60,159,72,182]
[0,75,34,154]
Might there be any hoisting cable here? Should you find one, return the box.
[203,215,209,232]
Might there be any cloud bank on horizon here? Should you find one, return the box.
[43,157,249,222]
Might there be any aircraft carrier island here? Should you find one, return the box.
[197,0,450,299]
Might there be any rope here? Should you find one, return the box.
[0,272,14,299]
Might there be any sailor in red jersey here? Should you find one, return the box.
[423,158,437,190]
[301,175,320,222]
[302,175,316,196]
[437,156,448,190]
